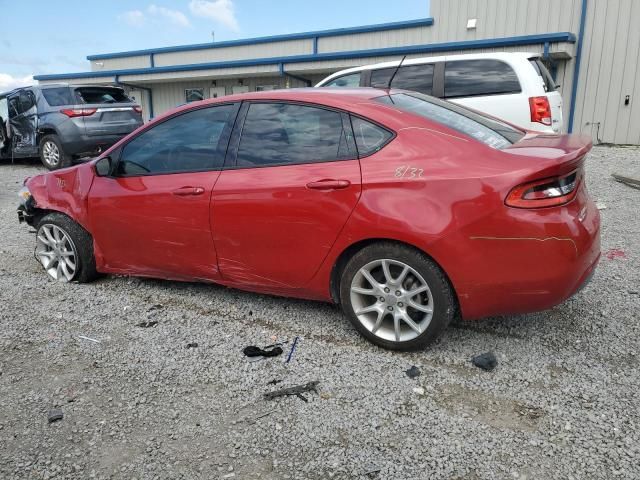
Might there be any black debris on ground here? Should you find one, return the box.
[243,346,283,358]
[186,342,199,349]
[472,352,498,371]
[405,366,421,379]
[136,320,158,328]
[47,409,64,424]
[264,381,320,401]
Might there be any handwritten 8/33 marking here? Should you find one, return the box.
[394,165,424,179]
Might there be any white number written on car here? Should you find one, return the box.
[394,165,424,179]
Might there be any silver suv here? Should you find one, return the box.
[0,84,143,170]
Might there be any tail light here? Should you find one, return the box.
[506,168,582,208]
[529,96,552,126]
[133,105,142,113]
[60,108,97,118]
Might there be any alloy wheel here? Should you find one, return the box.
[35,224,78,282]
[350,259,434,343]
[42,141,60,167]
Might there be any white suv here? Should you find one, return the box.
[316,52,562,134]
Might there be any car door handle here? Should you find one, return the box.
[172,186,205,196]
[306,179,351,190]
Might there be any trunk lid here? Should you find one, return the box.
[503,133,592,178]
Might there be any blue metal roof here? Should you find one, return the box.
[86,18,435,60]
[35,32,576,81]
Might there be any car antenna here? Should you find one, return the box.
[386,55,407,90]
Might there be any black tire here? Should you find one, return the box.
[35,213,98,283]
[39,134,71,170]
[339,242,456,351]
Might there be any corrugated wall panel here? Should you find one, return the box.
[91,55,150,71]
[120,65,280,83]
[571,0,640,144]
[154,39,313,67]
[431,0,581,40]
[620,0,640,144]
[318,26,434,53]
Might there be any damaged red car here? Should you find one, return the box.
[17,89,600,350]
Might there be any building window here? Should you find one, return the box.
[256,85,277,91]
[185,88,204,103]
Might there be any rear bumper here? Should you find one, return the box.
[63,133,129,156]
[449,188,601,320]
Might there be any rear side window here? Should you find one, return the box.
[350,116,394,157]
[322,73,361,87]
[236,103,352,167]
[529,58,557,92]
[370,64,435,95]
[377,92,524,149]
[74,87,131,104]
[42,87,74,107]
[444,60,521,98]
[117,104,236,176]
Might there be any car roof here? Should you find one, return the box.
[317,51,539,85]
[167,87,390,115]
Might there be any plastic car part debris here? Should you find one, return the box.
[243,345,283,357]
[605,249,626,260]
[186,342,199,349]
[264,381,320,401]
[285,336,300,363]
[136,320,158,328]
[412,387,425,396]
[611,172,640,189]
[405,366,421,378]
[48,408,64,423]
[472,352,498,371]
[77,335,100,343]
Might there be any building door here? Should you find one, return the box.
[209,86,226,99]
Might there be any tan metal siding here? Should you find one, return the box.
[317,26,433,53]
[38,77,115,85]
[571,0,640,144]
[430,0,581,41]
[120,64,280,83]
[91,55,150,71]
[154,39,313,67]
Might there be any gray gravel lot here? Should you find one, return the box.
[0,146,639,480]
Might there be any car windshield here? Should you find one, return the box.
[376,92,524,149]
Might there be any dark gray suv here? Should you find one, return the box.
[0,84,143,170]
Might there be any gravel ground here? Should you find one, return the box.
[0,146,638,480]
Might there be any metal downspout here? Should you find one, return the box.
[568,0,588,133]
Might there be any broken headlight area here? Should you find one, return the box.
[17,186,36,224]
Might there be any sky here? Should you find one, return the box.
[0,0,429,91]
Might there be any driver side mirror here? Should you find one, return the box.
[95,156,114,177]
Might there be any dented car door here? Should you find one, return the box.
[7,89,38,156]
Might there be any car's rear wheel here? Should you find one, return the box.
[340,242,455,351]
[39,135,70,170]
[35,213,97,283]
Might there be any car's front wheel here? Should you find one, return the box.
[39,135,70,170]
[35,213,97,283]
[340,242,456,351]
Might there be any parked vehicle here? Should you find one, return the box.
[17,88,600,350]
[0,84,143,170]
[316,52,563,134]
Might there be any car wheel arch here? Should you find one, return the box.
[329,238,460,314]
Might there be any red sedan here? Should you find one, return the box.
[17,89,600,350]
